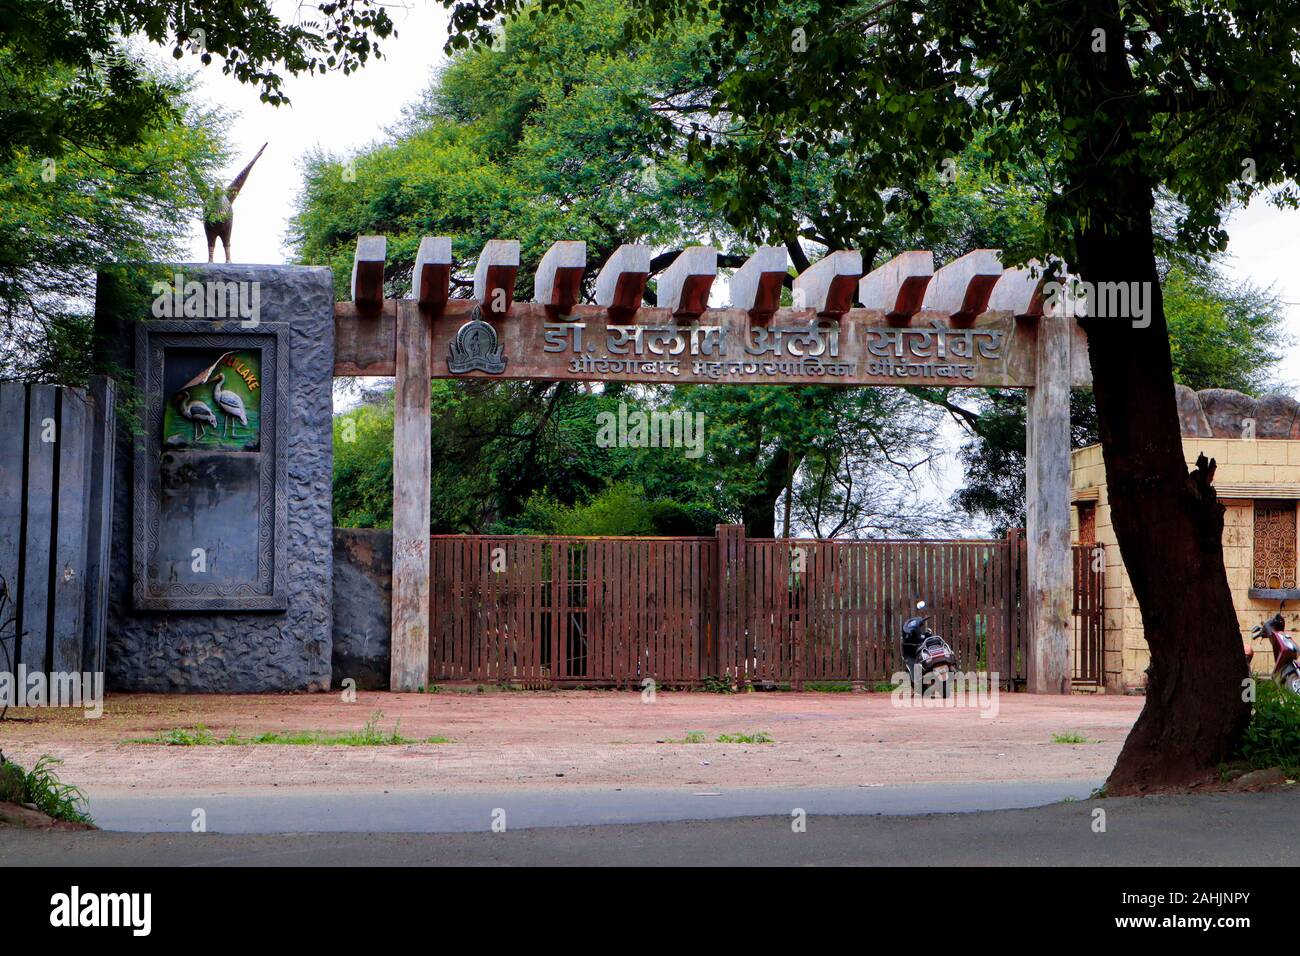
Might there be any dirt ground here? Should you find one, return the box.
[0,688,1143,795]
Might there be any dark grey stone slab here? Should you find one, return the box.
[331,527,391,690]
[1254,393,1300,440]
[83,377,117,675]
[1173,383,1212,438]
[95,265,334,692]
[51,388,91,674]
[0,383,25,647]
[20,385,57,673]
[1197,388,1258,439]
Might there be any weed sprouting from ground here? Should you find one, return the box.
[0,754,93,824]
[1051,732,1097,744]
[715,731,773,744]
[127,713,451,746]
[1233,680,1300,776]
[661,730,774,744]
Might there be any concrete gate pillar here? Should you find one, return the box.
[1025,313,1073,693]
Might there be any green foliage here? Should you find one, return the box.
[291,0,726,298]
[1234,681,1300,775]
[130,714,450,746]
[1164,266,1291,394]
[333,402,396,528]
[0,59,228,382]
[715,731,773,744]
[1051,732,1097,745]
[951,261,1291,532]
[699,675,733,694]
[323,0,1296,545]
[0,0,394,155]
[0,755,94,824]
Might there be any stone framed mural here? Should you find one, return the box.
[161,349,263,451]
[133,321,289,610]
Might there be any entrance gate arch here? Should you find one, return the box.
[331,239,1090,693]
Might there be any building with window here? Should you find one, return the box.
[1070,385,1300,691]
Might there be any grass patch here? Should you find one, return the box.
[664,731,708,744]
[715,731,773,744]
[872,681,899,693]
[0,755,93,825]
[1233,680,1300,776]
[127,714,451,747]
[1051,732,1098,744]
[806,681,853,693]
[661,730,775,744]
[699,675,734,694]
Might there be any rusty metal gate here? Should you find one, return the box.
[1071,543,1105,685]
[428,530,1097,688]
[429,535,716,686]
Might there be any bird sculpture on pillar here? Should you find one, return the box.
[195,143,267,263]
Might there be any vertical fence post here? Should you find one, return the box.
[1025,310,1073,694]
[390,299,432,691]
[715,524,745,686]
[1005,527,1022,689]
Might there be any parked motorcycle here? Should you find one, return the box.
[901,600,958,698]
[1250,612,1300,696]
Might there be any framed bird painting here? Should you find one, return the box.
[161,348,262,451]
[133,321,288,611]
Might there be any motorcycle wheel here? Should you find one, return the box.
[1288,672,1300,696]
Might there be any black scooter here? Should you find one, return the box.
[901,600,958,698]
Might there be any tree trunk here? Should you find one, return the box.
[1062,0,1250,794]
[742,446,796,538]
[1075,201,1250,795]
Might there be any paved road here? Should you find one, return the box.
[80,779,1101,833]
[4,790,1298,865]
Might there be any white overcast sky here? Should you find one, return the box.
[172,1,1300,525]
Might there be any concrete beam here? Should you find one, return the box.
[533,240,587,319]
[988,259,1057,320]
[728,246,788,324]
[473,239,520,318]
[921,249,1004,324]
[656,245,717,320]
[410,236,452,316]
[1026,312,1073,694]
[793,250,862,318]
[390,299,432,692]
[351,235,387,313]
[595,244,651,321]
[858,251,933,324]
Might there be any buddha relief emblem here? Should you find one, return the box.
[447,304,507,374]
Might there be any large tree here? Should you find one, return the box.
[298,0,954,536]
[952,263,1291,533]
[438,0,1300,792]
[0,59,228,382]
[0,0,394,382]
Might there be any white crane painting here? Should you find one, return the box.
[164,350,261,449]
[211,372,248,437]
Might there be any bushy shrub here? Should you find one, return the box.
[1234,680,1300,775]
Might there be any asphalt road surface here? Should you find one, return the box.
[79,779,1101,833]
[5,788,1298,866]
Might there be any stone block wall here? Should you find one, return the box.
[331,527,392,689]
[94,265,335,692]
[1072,436,1300,691]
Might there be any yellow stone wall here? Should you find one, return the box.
[1070,439,1300,691]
